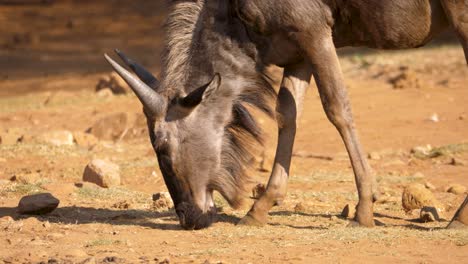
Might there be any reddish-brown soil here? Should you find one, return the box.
[1,1,467,263]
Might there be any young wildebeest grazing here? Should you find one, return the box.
[105,0,468,229]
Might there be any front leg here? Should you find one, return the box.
[239,63,312,226]
[298,32,376,227]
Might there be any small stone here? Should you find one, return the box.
[42,221,51,229]
[411,145,433,159]
[73,132,99,148]
[159,258,170,264]
[38,130,74,146]
[368,152,381,160]
[429,113,439,123]
[15,173,41,184]
[79,257,96,264]
[0,215,14,224]
[294,202,306,213]
[251,183,266,199]
[341,204,356,219]
[88,113,129,141]
[402,183,443,213]
[424,181,436,190]
[96,88,114,98]
[420,206,440,222]
[446,184,467,195]
[83,159,120,188]
[96,72,129,95]
[152,192,173,211]
[18,193,60,215]
[112,200,130,209]
[449,157,465,166]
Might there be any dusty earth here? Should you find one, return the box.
[1,1,468,263]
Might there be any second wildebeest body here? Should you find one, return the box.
[106,0,468,229]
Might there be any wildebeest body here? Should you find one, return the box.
[106,0,468,229]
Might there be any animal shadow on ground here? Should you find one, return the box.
[0,206,241,230]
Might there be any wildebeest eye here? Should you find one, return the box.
[152,131,169,151]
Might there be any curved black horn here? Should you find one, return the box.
[104,54,166,116]
[114,49,160,90]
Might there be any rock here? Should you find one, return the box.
[83,159,120,188]
[88,113,129,141]
[446,184,467,195]
[368,152,381,160]
[252,183,266,199]
[112,200,130,209]
[388,67,422,90]
[17,193,60,215]
[402,183,443,213]
[449,157,465,166]
[420,206,441,222]
[341,204,356,219]
[429,113,439,123]
[38,130,74,146]
[411,145,433,159]
[424,181,436,190]
[152,192,173,211]
[96,88,114,98]
[73,132,99,148]
[96,72,129,95]
[14,173,41,184]
[294,202,306,213]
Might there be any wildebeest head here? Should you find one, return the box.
[103,0,276,230]
[104,50,253,229]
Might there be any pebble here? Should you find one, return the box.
[446,184,467,195]
[294,202,306,213]
[83,159,121,188]
[152,192,173,211]
[424,181,436,190]
[17,193,60,215]
[73,132,99,148]
[368,152,381,160]
[449,157,465,166]
[401,183,443,213]
[340,204,356,219]
[88,112,129,141]
[420,206,441,222]
[38,130,74,146]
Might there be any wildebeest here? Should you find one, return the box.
[105,0,468,229]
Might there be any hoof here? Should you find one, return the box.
[347,219,378,228]
[346,220,361,228]
[237,214,266,227]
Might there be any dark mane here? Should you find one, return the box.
[162,0,276,207]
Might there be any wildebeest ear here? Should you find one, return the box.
[179,73,221,108]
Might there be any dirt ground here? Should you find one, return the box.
[1,1,467,263]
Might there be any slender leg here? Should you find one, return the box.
[447,195,468,229]
[239,63,313,226]
[300,33,376,227]
[441,0,468,63]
